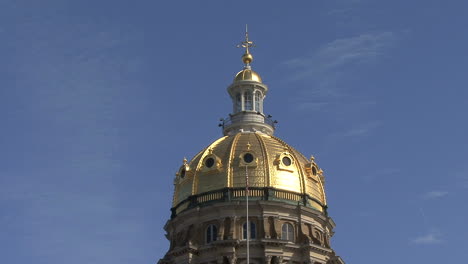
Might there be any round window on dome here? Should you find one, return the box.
[205,157,215,168]
[243,153,254,163]
[282,157,292,166]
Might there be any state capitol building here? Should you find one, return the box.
[157,30,345,264]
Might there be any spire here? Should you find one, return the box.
[237,24,255,67]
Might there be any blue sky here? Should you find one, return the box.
[1,0,467,263]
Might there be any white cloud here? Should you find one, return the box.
[423,191,448,200]
[411,231,443,245]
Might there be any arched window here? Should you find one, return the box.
[254,91,262,112]
[206,224,218,243]
[244,91,253,111]
[282,223,294,241]
[235,93,241,112]
[242,221,256,239]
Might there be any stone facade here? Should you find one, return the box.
[158,200,344,264]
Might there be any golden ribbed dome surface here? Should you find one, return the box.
[173,132,326,211]
[234,69,262,83]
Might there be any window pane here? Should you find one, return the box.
[212,225,218,242]
[235,93,241,112]
[282,224,286,240]
[243,221,256,239]
[244,92,252,110]
[243,222,247,239]
[288,225,293,241]
[206,225,217,243]
[255,91,261,111]
[207,225,212,243]
[250,222,256,239]
[282,223,294,241]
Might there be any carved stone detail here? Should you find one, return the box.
[270,217,279,239]
[224,217,232,240]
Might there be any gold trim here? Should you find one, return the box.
[255,133,271,186]
[227,133,241,188]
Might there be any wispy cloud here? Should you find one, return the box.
[341,121,381,137]
[454,169,468,189]
[0,14,160,264]
[284,31,397,115]
[328,121,382,141]
[285,32,396,83]
[361,168,400,182]
[411,231,443,245]
[423,191,449,200]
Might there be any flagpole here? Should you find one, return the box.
[245,165,249,264]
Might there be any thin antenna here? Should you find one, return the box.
[245,24,249,42]
[245,164,250,264]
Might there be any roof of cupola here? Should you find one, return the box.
[234,68,262,83]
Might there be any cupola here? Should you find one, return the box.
[221,27,275,136]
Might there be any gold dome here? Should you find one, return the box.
[173,132,326,212]
[234,69,263,83]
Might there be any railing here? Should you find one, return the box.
[170,187,327,218]
[275,190,302,202]
[197,192,223,203]
[219,112,277,130]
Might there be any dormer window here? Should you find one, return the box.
[201,151,223,173]
[205,158,215,168]
[243,153,254,163]
[276,152,295,172]
[239,151,258,167]
[176,161,190,181]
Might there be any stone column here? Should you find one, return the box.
[273,218,281,239]
[228,255,237,264]
[229,217,237,239]
[263,217,270,238]
[218,219,225,241]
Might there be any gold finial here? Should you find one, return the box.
[310,155,315,162]
[237,24,255,65]
[246,142,251,151]
[183,157,188,165]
